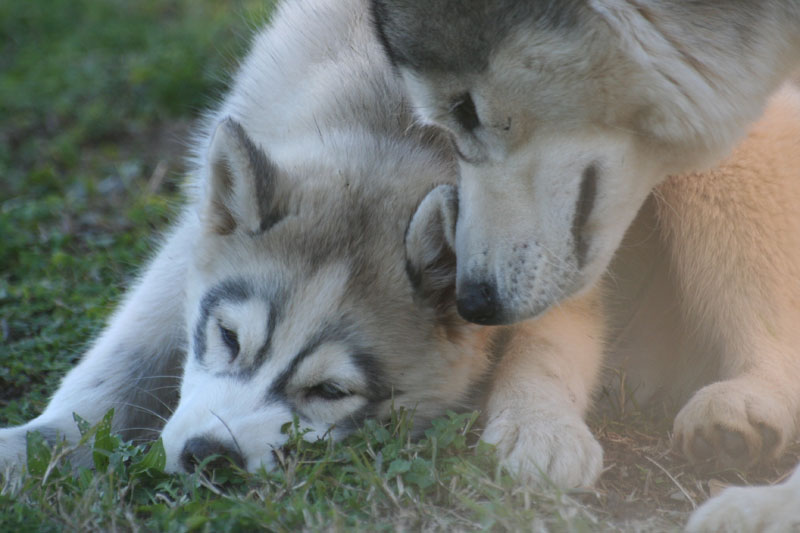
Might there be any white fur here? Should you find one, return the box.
[481,288,606,486]
[686,465,800,532]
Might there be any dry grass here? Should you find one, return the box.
[568,408,800,531]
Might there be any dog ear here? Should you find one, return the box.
[203,118,281,235]
[405,184,458,313]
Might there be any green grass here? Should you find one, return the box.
[2,410,601,532]
[0,0,266,426]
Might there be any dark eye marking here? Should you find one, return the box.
[572,163,599,269]
[266,318,388,404]
[219,323,240,361]
[194,279,251,364]
[306,381,352,401]
[450,93,480,131]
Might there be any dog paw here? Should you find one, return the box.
[0,427,30,476]
[673,379,794,468]
[0,422,81,477]
[685,468,800,533]
[481,408,603,488]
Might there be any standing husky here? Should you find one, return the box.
[370,0,800,324]
[371,0,800,527]
[370,0,800,527]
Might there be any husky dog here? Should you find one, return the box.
[0,0,604,484]
[370,0,800,323]
[370,0,800,495]
[0,0,474,473]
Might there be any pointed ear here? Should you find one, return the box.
[204,118,281,235]
[405,184,458,314]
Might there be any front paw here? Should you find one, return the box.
[673,379,795,468]
[0,423,80,477]
[0,427,31,476]
[481,408,603,488]
[686,469,800,533]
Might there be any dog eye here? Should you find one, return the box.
[451,93,480,131]
[219,324,240,359]
[306,382,351,401]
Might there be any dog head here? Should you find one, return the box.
[160,118,486,473]
[371,0,773,323]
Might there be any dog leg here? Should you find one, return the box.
[481,286,605,488]
[685,464,800,533]
[656,86,800,468]
[0,216,195,473]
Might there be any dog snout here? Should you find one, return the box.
[456,280,505,325]
[180,436,245,473]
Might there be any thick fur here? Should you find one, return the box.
[686,464,800,532]
[371,0,800,323]
[0,0,601,484]
[0,2,799,529]
[372,1,800,527]
[614,88,800,530]
[0,0,487,474]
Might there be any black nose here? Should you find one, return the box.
[456,280,503,325]
[180,436,245,473]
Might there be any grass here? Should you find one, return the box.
[2,410,601,532]
[0,0,266,426]
[2,0,797,531]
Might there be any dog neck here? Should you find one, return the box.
[592,0,800,172]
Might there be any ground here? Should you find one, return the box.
[1,1,797,531]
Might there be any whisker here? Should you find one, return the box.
[117,426,163,436]
[115,402,170,424]
[127,437,160,445]
[209,409,245,461]
[140,384,181,394]
[536,241,579,275]
[128,374,183,382]
[135,386,177,416]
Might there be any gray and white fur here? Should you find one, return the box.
[371,0,800,324]
[0,0,493,475]
[371,1,800,529]
[2,3,800,529]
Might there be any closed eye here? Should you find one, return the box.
[306,381,352,401]
[219,323,240,361]
[450,92,480,131]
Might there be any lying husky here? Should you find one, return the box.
[0,0,605,480]
[3,0,587,478]
[0,0,496,474]
[0,0,603,485]
[371,0,800,524]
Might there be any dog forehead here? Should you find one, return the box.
[372,0,585,74]
[282,261,352,328]
[198,202,411,329]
